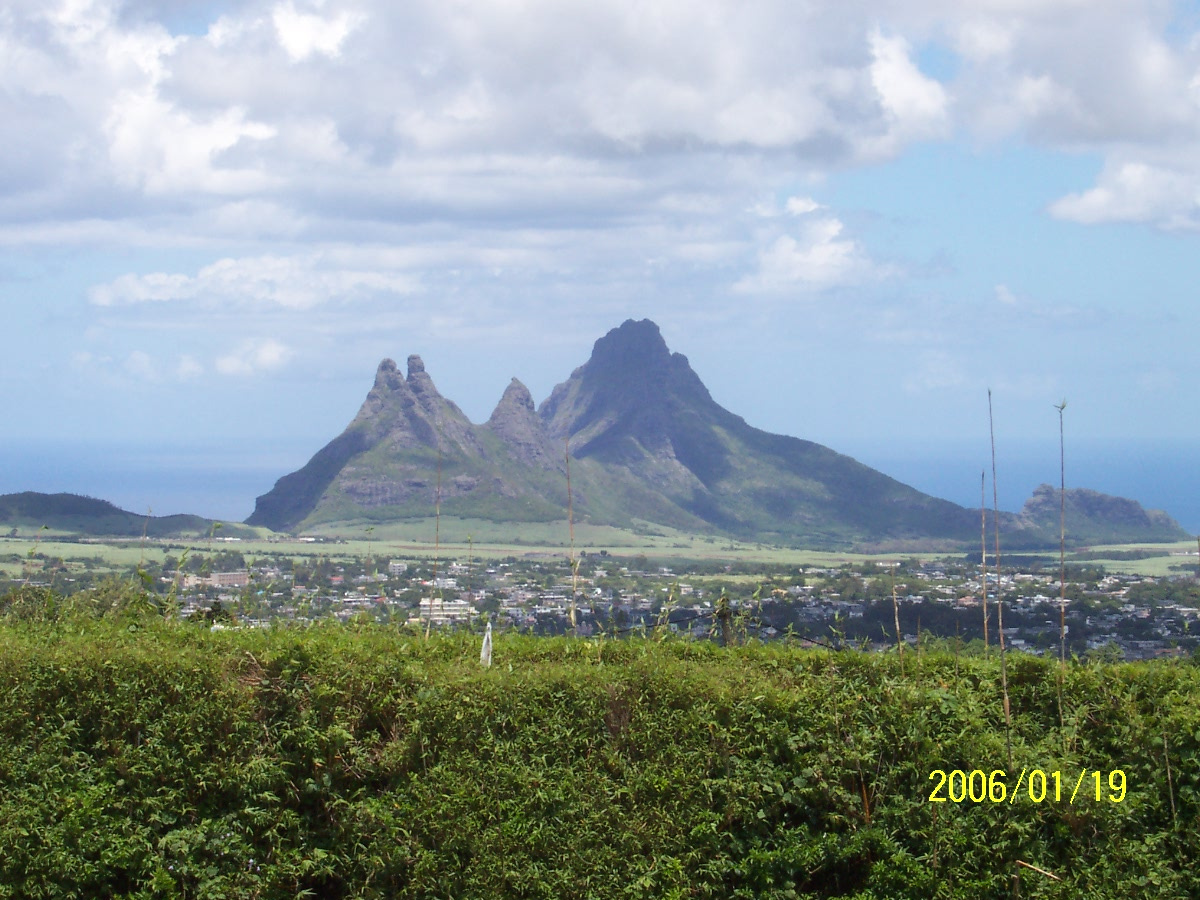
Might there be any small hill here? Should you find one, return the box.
[0,492,252,538]
[1018,483,1190,545]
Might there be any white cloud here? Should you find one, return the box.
[272,1,363,62]
[1049,160,1200,229]
[935,2,1200,229]
[215,339,293,376]
[176,354,204,379]
[868,28,949,150]
[5,0,1200,320]
[750,195,822,218]
[89,252,420,308]
[735,217,887,293]
[0,0,961,233]
[90,271,193,306]
[105,91,278,194]
[953,19,1013,63]
[71,346,213,384]
[785,196,821,216]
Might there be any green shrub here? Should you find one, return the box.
[0,621,1196,898]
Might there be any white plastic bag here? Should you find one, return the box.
[480,621,492,668]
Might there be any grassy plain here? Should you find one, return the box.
[1067,541,1199,577]
[4,529,1197,579]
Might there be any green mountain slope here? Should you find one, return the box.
[0,492,251,538]
[245,319,1189,548]
[539,320,999,545]
[247,357,572,532]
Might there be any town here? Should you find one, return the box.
[10,540,1200,661]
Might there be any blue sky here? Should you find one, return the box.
[4,0,1200,526]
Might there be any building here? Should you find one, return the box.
[210,571,249,588]
[418,596,476,625]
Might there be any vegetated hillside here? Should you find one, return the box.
[1019,483,1190,545]
[0,618,1196,899]
[538,319,999,546]
[249,319,1181,548]
[0,491,255,538]
[246,356,574,533]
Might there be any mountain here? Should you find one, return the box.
[536,319,987,545]
[246,319,1189,548]
[247,355,571,532]
[1018,484,1189,545]
[0,492,253,538]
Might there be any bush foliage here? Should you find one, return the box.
[1,605,1197,898]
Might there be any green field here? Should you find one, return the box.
[1064,542,1199,577]
[4,531,1197,578]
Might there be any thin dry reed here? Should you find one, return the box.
[891,562,904,663]
[1055,400,1068,747]
[989,389,1013,769]
[565,436,579,631]
[980,471,988,654]
[425,443,443,642]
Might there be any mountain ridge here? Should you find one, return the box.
[0,492,255,538]
[245,319,1190,549]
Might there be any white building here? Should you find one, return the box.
[418,596,476,625]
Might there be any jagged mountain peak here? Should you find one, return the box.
[573,319,705,395]
[591,318,672,364]
[538,319,725,476]
[543,320,700,412]
[247,320,1185,548]
[352,354,475,454]
[486,377,560,471]
[490,377,537,418]
[404,354,442,405]
[370,358,405,392]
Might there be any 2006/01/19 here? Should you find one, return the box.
[928,769,1127,804]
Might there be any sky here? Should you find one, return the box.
[4,0,1200,527]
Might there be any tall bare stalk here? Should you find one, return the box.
[566,436,578,631]
[425,443,443,642]
[1055,400,1068,748]
[1056,401,1068,662]
[1164,731,1177,828]
[466,534,474,628]
[989,389,1013,769]
[980,471,989,655]
[138,508,151,568]
[891,562,904,664]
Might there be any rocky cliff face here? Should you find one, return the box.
[245,320,1189,548]
[1018,484,1188,544]
[348,356,477,453]
[488,378,561,471]
[539,319,733,490]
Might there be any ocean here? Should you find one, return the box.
[843,437,1200,536]
[0,440,302,524]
